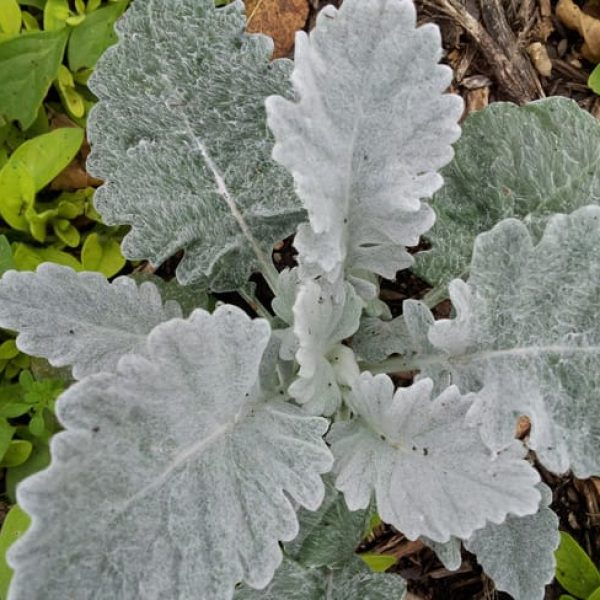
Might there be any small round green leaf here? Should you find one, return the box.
[81,232,125,277]
[0,440,32,467]
[0,160,35,230]
[358,553,397,573]
[589,64,600,95]
[0,0,22,37]
[0,340,18,360]
[8,128,84,192]
[43,0,69,30]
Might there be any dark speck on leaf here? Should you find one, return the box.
[412,445,417,451]
[92,426,100,433]
[423,448,429,456]
[69,329,74,335]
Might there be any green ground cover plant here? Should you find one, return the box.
[0,0,599,598]
[0,4,130,586]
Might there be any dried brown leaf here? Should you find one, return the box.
[246,0,309,58]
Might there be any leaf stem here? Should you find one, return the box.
[359,354,423,375]
[421,284,449,308]
[259,260,280,297]
[239,288,274,324]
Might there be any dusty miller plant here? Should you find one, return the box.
[1,0,599,598]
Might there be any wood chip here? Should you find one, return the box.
[557,0,600,62]
[527,42,553,77]
[246,0,309,59]
[465,86,489,114]
[461,74,492,89]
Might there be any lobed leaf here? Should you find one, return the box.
[416,97,600,286]
[235,556,406,600]
[266,0,462,292]
[8,305,333,600]
[0,263,182,379]
[465,483,559,600]
[352,315,411,364]
[353,299,442,368]
[284,476,370,569]
[87,0,302,291]
[423,206,600,477]
[289,280,362,416]
[234,438,408,599]
[421,537,462,572]
[329,374,541,542]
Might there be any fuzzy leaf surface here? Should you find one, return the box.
[87,0,301,291]
[289,280,362,416]
[352,316,411,364]
[7,306,333,600]
[235,557,407,600]
[421,537,462,571]
[266,0,462,289]
[284,476,370,568]
[465,483,559,600]
[0,263,182,380]
[329,374,540,542]
[424,207,600,476]
[353,299,442,367]
[416,97,600,286]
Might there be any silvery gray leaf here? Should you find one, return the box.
[130,273,210,316]
[465,483,559,600]
[352,316,412,364]
[235,557,407,600]
[266,0,462,288]
[416,97,600,286]
[272,268,299,326]
[87,0,302,291]
[329,374,541,542]
[285,476,370,569]
[272,268,300,361]
[8,306,333,600]
[0,263,181,380]
[234,559,326,600]
[423,206,600,477]
[289,280,362,416]
[353,301,447,391]
[331,557,408,600]
[421,537,462,571]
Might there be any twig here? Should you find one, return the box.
[428,0,544,103]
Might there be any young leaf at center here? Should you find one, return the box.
[266,0,462,294]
